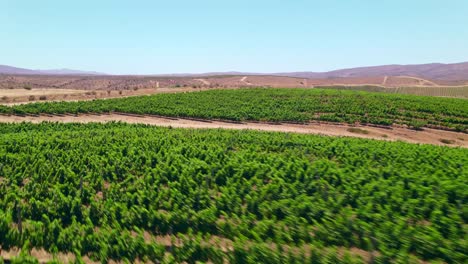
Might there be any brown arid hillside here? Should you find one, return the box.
[0,65,105,76]
[1,62,468,104]
[2,61,468,81]
[275,62,468,81]
[0,65,38,75]
[0,74,466,91]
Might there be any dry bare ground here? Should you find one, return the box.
[0,113,466,147]
[193,78,211,85]
[0,87,213,105]
[2,74,466,91]
[0,88,84,97]
[2,74,467,104]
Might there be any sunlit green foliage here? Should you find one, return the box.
[317,85,468,98]
[0,122,466,263]
[1,88,467,131]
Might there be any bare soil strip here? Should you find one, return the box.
[382,76,388,85]
[194,78,211,85]
[396,76,439,86]
[0,113,466,147]
[0,88,84,97]
[240,76,253,85]
[0,87,215,106]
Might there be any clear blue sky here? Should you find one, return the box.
[2,0,468,74]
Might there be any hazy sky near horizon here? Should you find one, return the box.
[2,0,468,74]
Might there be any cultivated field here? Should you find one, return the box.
[0,87,467,263]
[0,122,466,263]
[2,88,466,131]
[2,74,467,105]
[3,0,468,261]
[1,113,466,147]
[317,85,468,98]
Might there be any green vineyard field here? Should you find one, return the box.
[316,86,468,98]
[1,88,467,131]
[0,122,467,263]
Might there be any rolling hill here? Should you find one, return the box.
[0,65,106,76]
[276,62,468,80]
[1,62,468,81]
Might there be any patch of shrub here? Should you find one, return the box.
[439,139,455,144]
[347,127,370,134]
[409,121,427,131]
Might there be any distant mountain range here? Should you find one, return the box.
[1,62,468,80]
[274,62,468,81]
[0,65,106,76]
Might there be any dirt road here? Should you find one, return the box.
[194,79,211,86]
[382,76,388,86]
[240,76,253,85]
[0,87,216,106]
[0,113,466,147]
[396,76,439,86]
